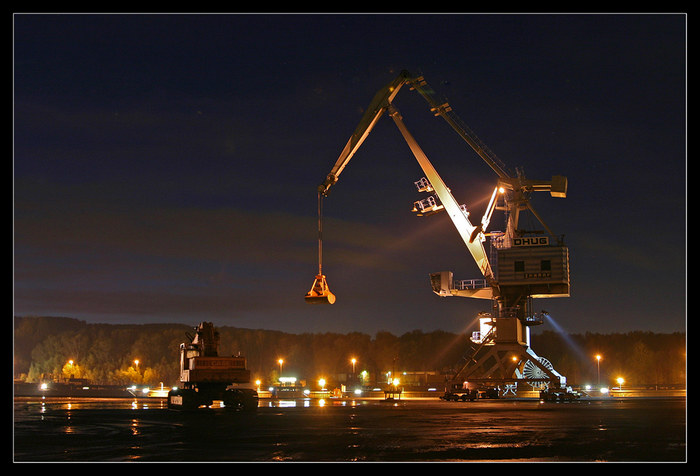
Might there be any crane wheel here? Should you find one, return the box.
[167,388,199,410]
[223,388,259,411]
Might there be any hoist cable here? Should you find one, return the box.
[317,191,323,276]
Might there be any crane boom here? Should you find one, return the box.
[406,75,512,180]
[387,105,494,281]
[314,70,501,284]
[318,70,411,196]
[406,75,567,239]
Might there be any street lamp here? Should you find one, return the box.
[278,358,284,375]
[617,377,624,391]
[595,354,601,386]
[64,360,76,380]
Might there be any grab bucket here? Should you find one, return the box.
[304,274,336,304]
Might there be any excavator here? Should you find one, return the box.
[306,70,574,399]
[167,322,258,410]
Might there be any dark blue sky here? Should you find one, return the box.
[13,13,686,336]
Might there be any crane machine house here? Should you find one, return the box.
[306,70,573,399]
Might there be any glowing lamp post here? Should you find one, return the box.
[350,357,357,385]
[595,355,602,386]
[64,360,76,380]
[617,377,624,392]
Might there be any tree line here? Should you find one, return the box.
[14,316,685,389]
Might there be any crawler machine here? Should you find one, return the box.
[168,322,258,410]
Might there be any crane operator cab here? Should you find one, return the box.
[305,274,336,304]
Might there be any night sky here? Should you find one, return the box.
[13,13,686,337]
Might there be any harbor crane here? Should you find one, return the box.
[306,70,572,398]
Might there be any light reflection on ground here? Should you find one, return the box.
[14,396,686,462]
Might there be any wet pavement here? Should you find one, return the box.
[13,396,686,462]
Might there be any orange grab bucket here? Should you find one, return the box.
[304,274,336,304]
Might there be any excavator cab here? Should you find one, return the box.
[305,274,336,304]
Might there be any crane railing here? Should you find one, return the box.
[453,279,489,290]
